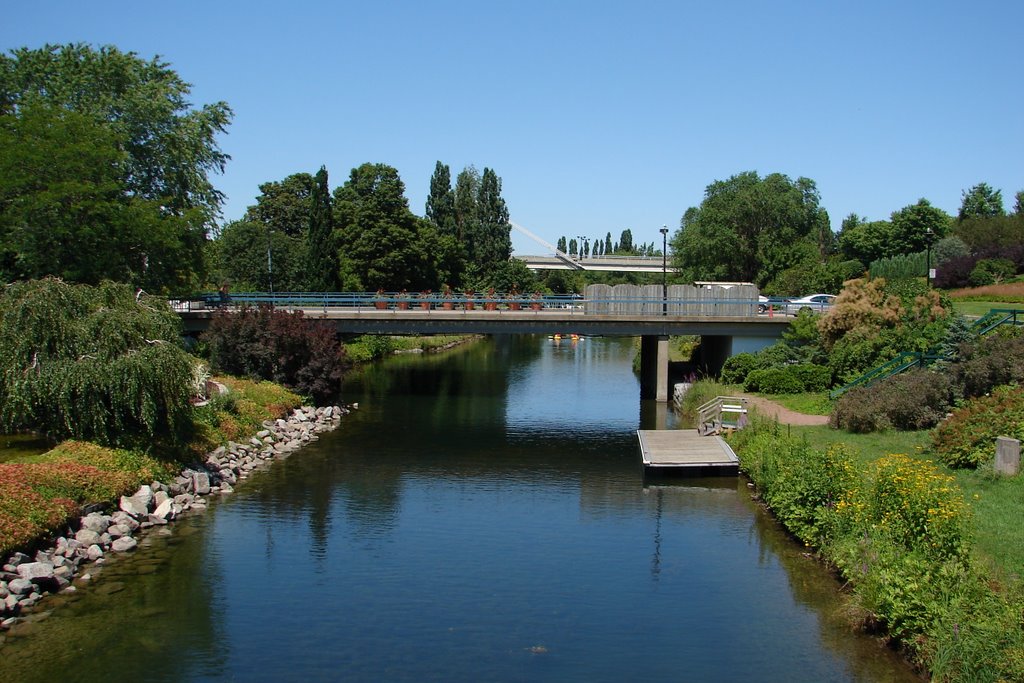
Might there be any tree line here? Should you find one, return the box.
[3,43,1020,299]
[671,172,1024,295]
[214,161,526,295]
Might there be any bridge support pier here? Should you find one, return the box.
[697,335,733,376]
[640,335,670,402]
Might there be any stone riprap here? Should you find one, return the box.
[0,404,349,630]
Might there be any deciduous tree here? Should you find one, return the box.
[333,163,439,291]
[0,43,231,291]
[0,278,194,447]
[671,171,830,286]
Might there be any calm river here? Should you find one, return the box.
[0,335,919,682]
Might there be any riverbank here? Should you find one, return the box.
[0,379,349,633]
[725,410,1024,681]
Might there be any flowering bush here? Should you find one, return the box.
[932,385,1024,468]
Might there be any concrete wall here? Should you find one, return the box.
[584,283,759,316]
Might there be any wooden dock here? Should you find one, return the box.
[637,429,740,476]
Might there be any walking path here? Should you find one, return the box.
[737,393,830,426]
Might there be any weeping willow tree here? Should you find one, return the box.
[0,278,194,448]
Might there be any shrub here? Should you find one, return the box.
[791,364,831,391]
[869,251,926,281]
[952,334,1024,398]
[720,352,759,385]
[932,385,1024,468]
[204,305,349,403]
[970,258,1016,286]
[831,369,952,433]
[744,367,804,394]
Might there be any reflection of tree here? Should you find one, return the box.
[743,489,918,681]
[0,516,225,679]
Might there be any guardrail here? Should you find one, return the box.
[168,291,777,318]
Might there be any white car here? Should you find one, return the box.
[783,294,836,315]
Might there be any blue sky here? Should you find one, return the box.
[4,1,1022,254]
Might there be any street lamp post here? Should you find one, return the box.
[924,227,935,289]
[660,225,669,315]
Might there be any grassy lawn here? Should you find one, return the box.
[759,391,833,415]
[789,423,1024,579]
[952,300,1024,317]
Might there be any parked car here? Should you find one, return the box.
[757,295,787,314]
[783,294,836,314]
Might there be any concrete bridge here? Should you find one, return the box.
[515,254,667,272]
[175,285,791,402]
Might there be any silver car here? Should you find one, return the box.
[783,294,836,314]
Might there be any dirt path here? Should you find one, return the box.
[737,393,831,426]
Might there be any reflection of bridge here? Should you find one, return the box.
[176,285,789,403]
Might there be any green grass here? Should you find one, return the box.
[788,424,931,465]
[787,423,1024,579]
[951,300,1024,317]
[759,391,833,415]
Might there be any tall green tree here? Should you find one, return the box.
[243,172,315,238]
[424,161,465,286]
[890,198,952,252]
[306,166,338,291]
[474,168,512,275]
[0,102,206,290]
[333,163,439,291]
[0,43,231,220]
[215,219,306,292]
[0,43,231,291]
[618,229,634,254]
[425,161,456,236]
[958,182,1005,220]
[672,171,829,286]
[453,165,480,244]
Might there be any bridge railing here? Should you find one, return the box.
[170,289,766,317]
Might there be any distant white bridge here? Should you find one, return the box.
[509,220,668,272]
[515,254,666,272]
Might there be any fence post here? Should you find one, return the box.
[995,437,1020,476]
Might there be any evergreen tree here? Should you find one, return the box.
[305,166,337,291]
[425,161,456,236]
[605,232,613,255]
[475,168,512,276]
[619,229,634,254]
[454,166,480,244]
[557,236,567,253]
[959,182,1005,220]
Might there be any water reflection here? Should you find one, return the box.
[0,334,918,682]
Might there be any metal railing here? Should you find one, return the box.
[829,308,1024,399]
[168,291,772,318]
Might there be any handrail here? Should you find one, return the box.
[696,396,748,436]
[167,291,772,317]
[829,308,1024,399]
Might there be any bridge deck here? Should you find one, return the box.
[637,429,739,476]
